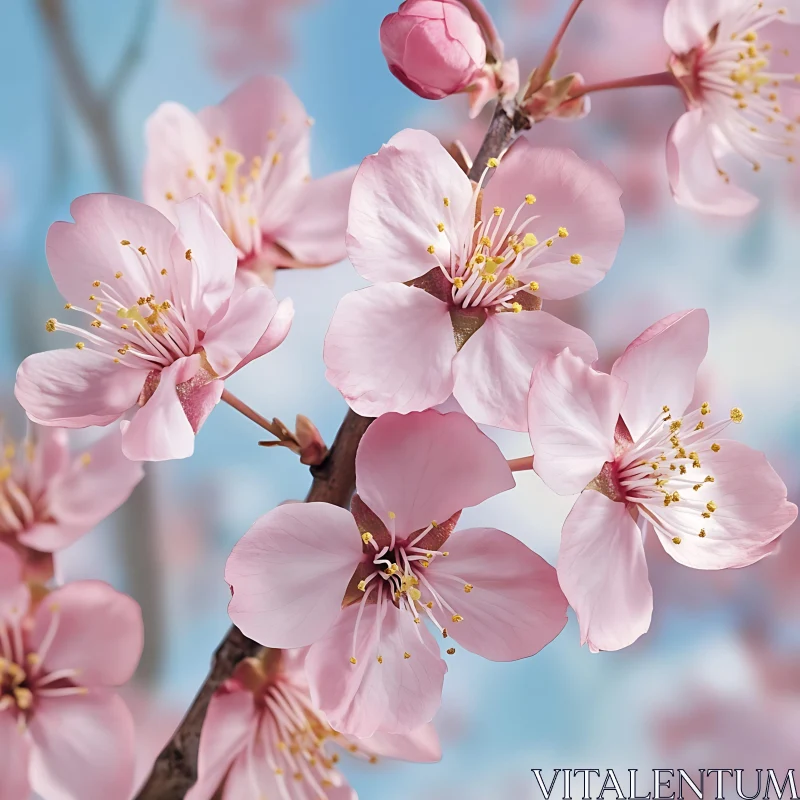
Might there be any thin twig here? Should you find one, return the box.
[220,389,298,444]
[568,71,679,100]
[508,456,534,472]
[105,0,157,99]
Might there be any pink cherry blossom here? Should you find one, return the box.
[664,0,800,215]
[226,410,567,737]
[527,310,797,652]
[381,0,487,101]
[186,648,441,800]
[14,194,293,462]
[324,129,624,431]
[0,421,143,579]
[144,76,356,287]
[0,542,143,800]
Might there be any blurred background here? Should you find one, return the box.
[1,0,799,796]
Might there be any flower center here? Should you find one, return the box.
[348,517,470,666]
[427,188,582,312]
[670,4,798,173]
[45,245,199,369]
[0,602,86,728]
[614,402,743,545]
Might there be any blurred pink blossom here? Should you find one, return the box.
[324,129,623,429]
[0,542,143,800]
[226,410,567,737]
[528,310,797,651]
[0,422,143,581]
[177,0,315,76]
[186,648,441,799]
[15,194,293,462]
[145,76,355,287]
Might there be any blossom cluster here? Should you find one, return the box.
[1,0,798,797]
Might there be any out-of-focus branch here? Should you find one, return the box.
[35,0,154,194]
[134,409,373,799]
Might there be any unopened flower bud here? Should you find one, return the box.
[380,0,487,100]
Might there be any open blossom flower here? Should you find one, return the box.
[0,422,143,580]
[187,648,441,800]
[323,129,624,430]
[664,0,800,215]
[226,410,568,737]
[14,194,293,462]
[144,76,356,287]
[0,542,143,800]
[527,310,797,652]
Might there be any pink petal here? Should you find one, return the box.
[355,409,514,535]
[200,75,310,170]
[45,194,177,305]
[234,297,294,372]
[481,142,624,300]
[226,503,363,649]
[346,128,474,284]
[143,101,214,222]
[171,196,238,330]
[186,687,257,800]
[0,542,30,620]
[15,349,145,429]
[29,692,135,800]
[611,309,709,441]
[559,491,653,652]
[352,723,442,763]
[202,285,282,377]
[663,0,732,53]
[25,426,69,497]
[120,357,198,461]
[324,283,456,417]
[22,427,144,551]
[528,348,625,495]
[454,310,599,432]
[653,440,797,569]
[306,602,446,737]
[0,711,31,800]
[271,166,357,265]
[425,526,568,661]
[666,109,759,216]
[32,580,143,686]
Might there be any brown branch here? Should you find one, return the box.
[136,96,527,800]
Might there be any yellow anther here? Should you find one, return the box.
[493,206,503,216]
[443,197,450,206]
[427,245,435,254]
[464,584,473,593]
[185,249,192,261]
[452,614,463,623]
[114,271,123,280]
[138,246,147,255]
[525,194,536,204]
[570,253,583,265]
[672,492,680,502]
[120,239,130,246]
[558,227,569,238]
[487,157,498,168]
[437,222,445,232]
[95,304,103,314]
[165,191,174,201]
[349,657,357,665]
[706,501,717,513]
[453,277,464,288]
[357,580,367,592]
[447,647,456,655]
[504,275,517,287]
[523,233,538,247]
[672,537,682,545]
[529,281,539,292]
[186,167,196,179]
[91,320,101,328]
[160,268,168,276]
[730,407,744,423]
[404,652,412,659]
[377,655,383,664]
[45,318,56,332]
[546,239,554,247]
[388,511,396,519]
[700,402,710,415]
[64,303,72,309]
[92,280,101,288]
[361,532,373,543]
[699,529,707,538]
[421,560,430,568]
[511,302,522,313]
[272,152,282,166]
[408,587,422,602]
[480,236,492,247]
[75,342,85,350]
[442,628,448,638]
